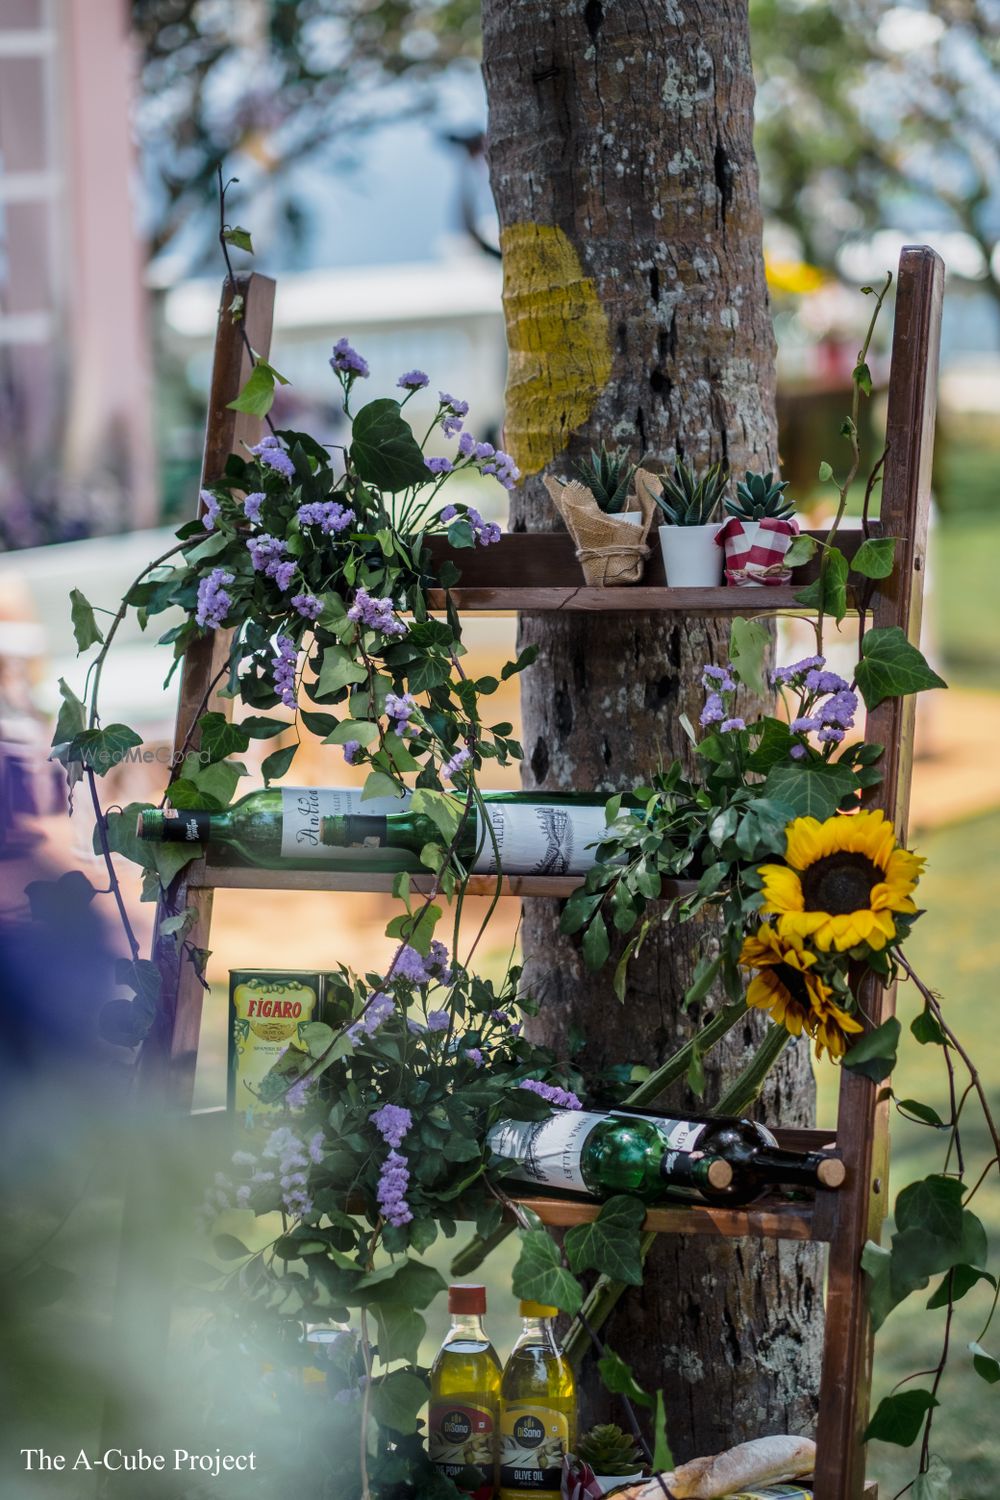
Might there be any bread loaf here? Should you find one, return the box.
[619,1435,816,1500]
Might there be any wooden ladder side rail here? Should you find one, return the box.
[814,246,945,1500]
[143,272,276,1110]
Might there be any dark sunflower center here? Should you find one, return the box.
[774,962,811,1009]
[800,852,880,914]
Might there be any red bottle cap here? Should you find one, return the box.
[449,1284,487,1314]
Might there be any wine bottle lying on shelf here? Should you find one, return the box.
[137,786,635,876]
[486,1107,845,1208]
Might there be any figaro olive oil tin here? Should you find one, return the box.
[228,970,322,1120]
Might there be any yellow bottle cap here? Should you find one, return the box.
[519,1300,558,1319]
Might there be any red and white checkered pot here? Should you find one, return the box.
[715,516,799,587]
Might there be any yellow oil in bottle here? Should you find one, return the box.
[499,1302,576,1500]
[429,1285,501,1500]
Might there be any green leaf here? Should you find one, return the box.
[794,545,849,622]
[687,1048,706,1096]
[926,1264,995,1310]
[851,537,897,580]
[560,889,604,937]
[895,1099,945,1129]
[52,677,87,752]
[843,1018,901,1084]
[363,770,402,802]
[70,589,104,652]
[582,915,611,971]
[350,398,429,492]
[222,225,253,253]
[411,787,463,842]
[684,953,722,1008]
[855,627,947,711]
[818,460,834,482]
[213,1234,252,1261]
[190,758,245,806]
[355,1258,446,1310]
[565,1196,646,1286]
[25,870,96,925]
[596,1347,653,1409]
[116,956,163,1013]
[895,1175,965,1243]
[324,718,380,747]
[911,1008,948,1047]
[653,1391,673,1472]
[862,1241,900,1332]
[373,1304,426,1367]
[853,360,873,397]
[762,759,859,821]
[238,715,289,739]
[371,1370,429,1435]
[728,616,771,696]
[262,743,297,785]
[911,1456,951,1500]
[970,1341,1000,1384]
[511,1230,583,1316]
[317,645,368,696]
[99,997,155,1047]
[68,724,142,775]
[784,533,818,569]
[227,358,289,418]
[745,717,795,774]
[198,712,251,763]
[864,1389,938,1447]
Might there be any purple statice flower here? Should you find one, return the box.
[263,1127,314,1218]
[702,664,736,692]
[519,1079,582,1110]
[817,726,846,744]
[425,456,453,475]
[272,635,298,709]
[466,507,502,546]
[397,369,429,390]
[789,744,808,760]
[251,435,296,480]
[199,489,221,530]
[195,568,234,630]
[440,504,458,522]
[246,533,288,574]
[769,654,826,687]
[376,1149,412,1227]
[443,745,471,780]
[438,391,469,438]
[330,337,369,379]
[308,1131,324,1165]
[475,441,496,461]
[292,592,323,620]
[457,432,476,457]
[426,1010,450,1032]
[385,692,416,732]
[510,1022,523,1037]
[235,1184,252,1209]
[347,992,395,1044]
[342,740,362,765]
[370,1104,413,1149]
[297,500,355,535]
[243,491,265,524]
[425,939,453,983]
[820,689,858,730]
[805,668,849,695]
[720,717,746,732]
[271,560,297,592]
[490,1009,509,1024]
[231,1150,257,1169]
[347,587,407,638]
[482,448,520,490]
[393,945,432,985]
[465,1048,484,1068]
[700,693,725,727]
[285,1074,315,1110]
[791,715,822,734]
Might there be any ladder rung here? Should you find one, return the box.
[188,863,698,900]
[508,1192,831,1242]
[425,585,860,614]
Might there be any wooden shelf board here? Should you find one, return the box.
[508,1193,831,1242]
[188,862,697,900]
[425,585,858,614]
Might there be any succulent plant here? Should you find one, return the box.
[576,1425,644,1475]
[573,443,638,515]
[654,458,729,526]
[725,469,796,522]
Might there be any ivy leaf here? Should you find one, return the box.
[68,724,142,775]
[783,533,818,569]
[855,627,947,711]
[911,1456,952,1500]
[511,1230,583,1316]
[911,1008,948,1047]
[596,1347,653,1408]
[323,718,380,747]
[565,1196,646,1286]
[262,743,298,785]
[52,677,87,754]
[226,358,289,419]
[728,616,771,696]
[350,399,429,492]
[895,1175,965,1242]
[818,460,834,482]
[198,712,251,763]
[411,787,463,842]
[843,1018,901,1084]
[222,225,253,253]
[853,360,874,397]
[355,1258,446,1309]
[190,758,245,806]
[100,998,155,1047]
[371,1370,429,1435]
[238,715,289,739]
[364,770,403,803]
[25,870,96,926]
[373,1304,426,1367]
[582,914,611,971]
[794,545,849,622]
[745,717,795,774]
[317,645,368,696]
[851,537,897,580]
[70,589,104,652]
[926,1264,996,1310]
[970,1341,1000,1384]
[862,1241,900,1332]
[762,759,859,821]
[863,1389,938,1447]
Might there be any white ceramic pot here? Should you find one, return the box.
[658,523,722,587]
[617,510,645,527]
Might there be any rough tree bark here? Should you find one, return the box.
[481,0,823,1459]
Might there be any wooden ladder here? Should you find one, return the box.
[145,246,944,1500]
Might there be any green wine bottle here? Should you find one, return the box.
[320,793,627,876]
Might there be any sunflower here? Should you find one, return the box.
[739,924,864,1060]
[757,810,924,954]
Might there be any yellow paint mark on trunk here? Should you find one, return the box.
[500,223,613,476]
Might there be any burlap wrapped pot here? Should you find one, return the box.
[544,468,659,586]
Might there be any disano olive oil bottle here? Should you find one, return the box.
[499,1303,576,1500]
[429,1285,501,1499]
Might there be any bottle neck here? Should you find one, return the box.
[517,1316,556,1348]
[751,1147,838,1188]
[140,807,221,844]
[446,1313,489,1343]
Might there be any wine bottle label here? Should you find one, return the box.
[228,971,321,1119]
[279,787,409,859]
[487,1111,605,1193]
[499,1404,569,1496]
[612,1112,709,1180]
[160,808,211,842]
[428,1402,496,1500]
[471,803,614,876]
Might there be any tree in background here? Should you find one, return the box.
[481,0,822,1458]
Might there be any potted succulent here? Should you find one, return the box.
[546,443,659,586]
[715,470,800,587]
[574,443,641,524]
[646,459,728,586]
[575,1424,645,1495]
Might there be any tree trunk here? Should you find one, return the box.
[481,0,823,1459]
